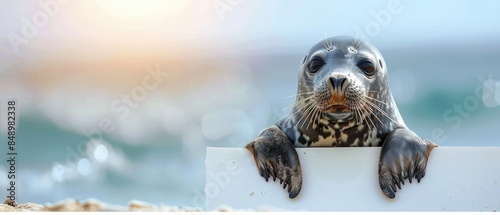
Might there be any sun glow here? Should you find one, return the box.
[96,0,190,21]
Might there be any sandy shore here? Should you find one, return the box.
[1,198,207,212]
[1,198,288,212]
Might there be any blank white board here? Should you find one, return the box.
[205,147,500,211]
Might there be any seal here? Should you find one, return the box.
[245,36,437,199]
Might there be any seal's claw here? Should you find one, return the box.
[288,183,301,199]
[395,177,402,190]
[416,171,424,183]
[378,128,437,199]
[261,166,269,182]
[245,126,303,199]
[380,180,396,199]
[269,167,277,181]
[398,173,405,186]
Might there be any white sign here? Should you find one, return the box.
[206,147,500,211]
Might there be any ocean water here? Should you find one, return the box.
[0,43,500,208]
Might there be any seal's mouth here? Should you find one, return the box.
[324,93,350,113]
[325,104,350,113]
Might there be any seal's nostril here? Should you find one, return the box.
[329,77,348,91]
[339,78,347,89]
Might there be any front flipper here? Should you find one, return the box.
[245,125,302,199]
[378,128,437,199]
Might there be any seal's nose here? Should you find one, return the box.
[329,74,349,92]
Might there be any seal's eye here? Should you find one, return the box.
[357,60,375,76]
[309,57,325,73]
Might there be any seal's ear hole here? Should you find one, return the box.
[379,59,383,68]
[309,56,325,74]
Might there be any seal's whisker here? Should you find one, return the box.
[362,97,395,124]
[352,102,362,125]
[285,92,314,99]
[297,101,316,130]
[354,34,363,49]
[283,94,314,111]
[359,103,371,130]
[323,33,335,51]
[364,96,396,109]
[307,108,315,130]
[282,96,316,123]
[282,104,298,114]
[357,98,376,130]
[285,97,314,121]
[365,97,394,108]
[282,104,296,112]
[287,105,307,126]
[304,100,319,130]
[359,103,370,129]
[353,100,365,127]
[287,98,316,125]
[299,103,313,129]
[286,94,314,104]
[313,106,322,128]
[308,107,319,130]
[362,99,386,127]
[355,102,365,125]
[322,32,328,49]
[297,93,315,100]
[356,108,363,125]
[361,97,398,125]
[274,106,297,124]
[322,38,328,51]
[361,104,376,130]
[307,105,318,130]
[283,101,299,111]
[351,35,357,49]
[315,104,324,122]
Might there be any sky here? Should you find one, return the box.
[1,0,500,62]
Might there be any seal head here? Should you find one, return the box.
[280,36,404,147]
[300,36,390,122]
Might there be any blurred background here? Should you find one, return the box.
[0,0,499,208]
